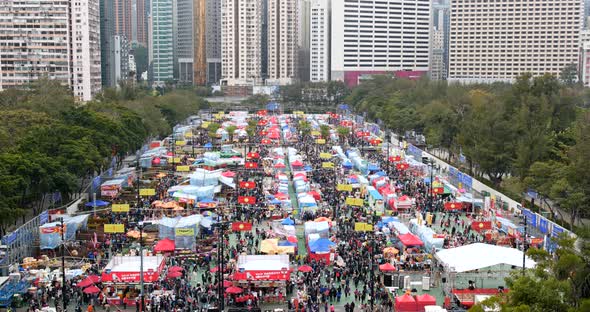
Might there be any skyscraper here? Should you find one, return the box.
[221,0,264,86]
[448,0,583,83]
[150,0,174,85]
[71,0,103,100]
[309,0,330,82]
[176,0,207,85]
[115,0,134,41]
[135,0,148,46]
[330,0,431,87]
[206,0,222,84]
[298,0,311,82]
[429,0,449,80]
[0,0,101,101]
[267,0,299,85]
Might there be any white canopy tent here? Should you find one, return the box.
[434,243,536,273]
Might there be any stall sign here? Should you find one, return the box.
[184,132,193,138]
[444,202,463,211]
[176,165,190,172]
[238,196,256,204]
[470,221,492,231]
[171,157,181,163]
[112,204,130,213]
[175,228,195,236]
[245,162,258,169]
[239,181,256,189]
[311,131,321,136]
[104,224,125,233]
[319,153,332,159]
[202,121,210,129]
[231,222,253,231]
[345,197,364,206]
[322,162,334,169]
[139,189,156,196]
[175,140,186,146]
[316,139,326,144]
[354,222,373,232]
[234,270,291,281]
[337,184,353,192]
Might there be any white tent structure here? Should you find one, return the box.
[434,243,536,273]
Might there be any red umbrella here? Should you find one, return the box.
[287,236,298,243]
[225,286,243,294]
[221,171,236,178]
[169,266,184,272]
[379,263,397,272]
[76,275,100,288]
[223,280,233,288]
[298,265,313,273]
[83,285,101,294]
[274,163,286,169]
[153,238,176,252]
[167,271,183,279]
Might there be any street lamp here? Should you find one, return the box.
[135,221,152,312]
[426,160,439,211]
[384,131,391,175]
[55,217,67,312]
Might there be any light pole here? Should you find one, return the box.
[137,221,152,312]
[57,217,67,312]
[522,216,527,276]
[385,131,391,175]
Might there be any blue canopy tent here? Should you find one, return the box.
[204,142,213,149]
[270,199,282,205]
[309,238,336,252]
[85,200,110,207]
[342,161,353,169]
[281,217,295,225]
[375,171,387,177]
[278,241,297,247]
[367,163,380,171]
[304,165,313,172]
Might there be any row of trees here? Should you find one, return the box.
[345,74,589,228]
[0,79,207,235]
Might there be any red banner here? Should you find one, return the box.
[470,221,492,231]
[233,270,291,281]
[261,139,271,144]
[431,187,444,195]
[369,139,381,145]
[101,271,160,283]
[238,196,256,204]
[396,163,409,170]
[444,202,464,210]
[245,162,258,169]
[530,238,544,245]
[239,181,256,189]
[197,202,217,209]
[246,152,260,159]
[257,110,268,116]
[388,156,402,162]
[260,130,268,136]
[231,222,253,231]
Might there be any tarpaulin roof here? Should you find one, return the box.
[434,243,536,273]
[308,238,336,252]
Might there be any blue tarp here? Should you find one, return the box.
[281,217,295,225]
[367,164,380,171]
[309,238,336,253]
[85,200,110,207]
[342,161,353,168]
[278,241,297,247]
[204,143,213,148]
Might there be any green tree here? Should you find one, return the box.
[560,63,578,87]
[319,124,331,141]
[226,125,237,143]
[132,44,148,81]
[336,126,350,145]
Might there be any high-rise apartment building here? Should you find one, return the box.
[330,0,430,87]
[221,0,264,86]
[309,0,330,82]
[206,0,222,84]
[448,0,583,83]
[107,35,131,85]
[115,0,134,41]
[0,0,101,101]
[267,0,299,85]
[71,0,102,100]
[101,0,116,86]
[150,0,174,85]
[134,0,148,46]
[177,0,208,85]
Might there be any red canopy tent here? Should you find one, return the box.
[394,294,417,312]
[398,233,424,246]
[274,192,288,200]
[274,163,286,169]
[153,238,175,252]
[378,263,396,272]
[83,285,101,295]
[76,275,101,288]
[291,160,304,167]
[267,131,281,139]
[221,171,236,178]
[415,294,437,310]
[308,191,321,201]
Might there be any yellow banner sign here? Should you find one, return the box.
[316,139,326,145]
[319,153,332,159]
[111,204,130,213]
[294,111,305,116]
[354,222,374,232]
[175,228,195,236]
[322,162,334,169]
[176,165,190,172]
[171,157,181,163]
[184,132,193,138]
[202,121,210,129]
[346,197,364,206]
[175,140,186,146]
[104,224,125,233]
[214,114,223,120]
[218,111,225,115]
[311,131,321,136]
[139,188,156,196]
[337,184,353,192]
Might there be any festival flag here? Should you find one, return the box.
[239,181,256,189]
[471,221,492,231]
[232,222,253,231]
[257,110,268,116]
[238,196,256,204]
[261,139,271,144]
[389,156,402,162]
[245,162,258,169]
[247,152,260,159]
[444,202,464,210]
[260,130,268,136]
[396,163,409,170]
